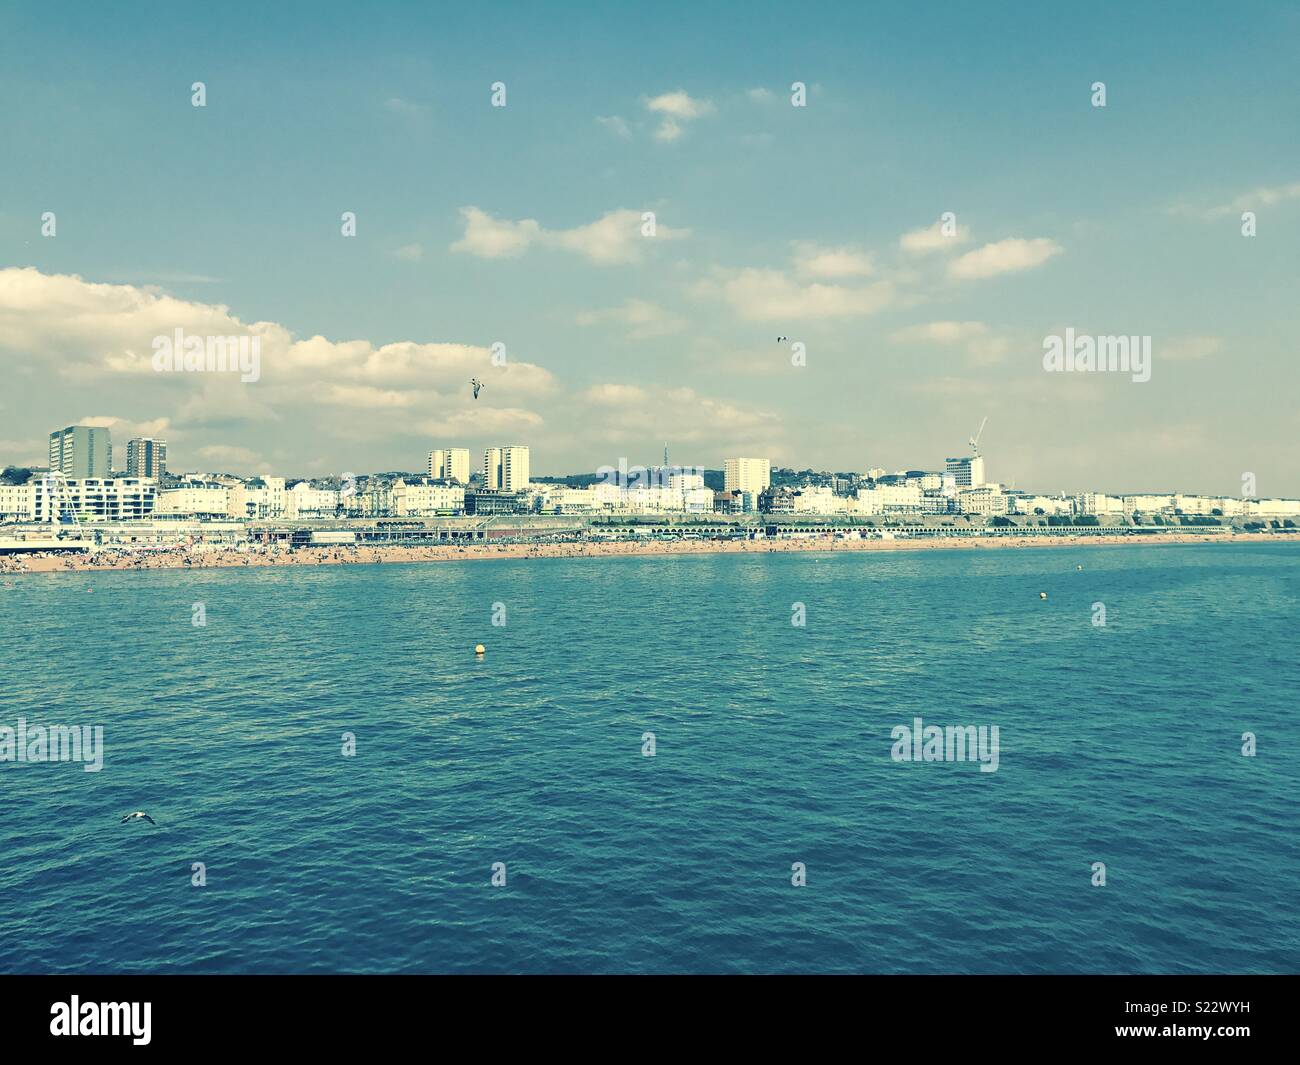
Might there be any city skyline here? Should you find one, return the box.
[2,3,1299,495]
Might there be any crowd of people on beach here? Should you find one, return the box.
[0,526,1244,576]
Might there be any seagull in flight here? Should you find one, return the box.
[776,336,788,343]
[120,811,157,826]
[471,378,484,400]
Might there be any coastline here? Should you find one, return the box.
[0,529,1274,575]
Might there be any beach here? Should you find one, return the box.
[0,529,1256,575]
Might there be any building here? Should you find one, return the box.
[483,446,530,492]
[154,486,230,518]
[724,457,771,495]
[0,482,36,521]
[225,477,287,520]
[48,425,112,479]
[125,437,167,480]
[957,486,1009,516]
[286,481,342,518]
[465,489,524,515]
[391,479,465,516]
[944,455,986,489]
[33,478,157,522]
[427,448,471,484]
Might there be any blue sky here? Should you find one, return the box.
[2,1,1298,494]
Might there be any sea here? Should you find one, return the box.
[1,542,1297,974]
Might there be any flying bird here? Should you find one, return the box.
[776,336,788,343]
[120,811,156,826]
[471,378,484,400]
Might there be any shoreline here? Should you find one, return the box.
[0,530,1282,576]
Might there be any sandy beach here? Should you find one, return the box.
[0,529,1263,576]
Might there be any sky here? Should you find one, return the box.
[1,1,1298,495]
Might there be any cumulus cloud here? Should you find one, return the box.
[450,207,542,259]
[792,242,874,279]
[451,207,688,264]
[947,237,1061,280]
[0,267,558,472]
[695,267,895,321]
[0,268,779,475]
[644,90,715,142]
[899,218,971,254]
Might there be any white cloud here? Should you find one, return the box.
[575,299,686,339]
[451,207,688,265]
[899,218,971,254]
[746,88,774,103]
[644,90,715,142]
[392,243,423,262]
[0,267,780,475]
[450,207,542,259]
[696,267,895,321]
[644,90,715,120]
[792,242,874,279]
[1173,181,1300,220]
[947,238,1062,280]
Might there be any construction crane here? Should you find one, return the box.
[969,417,988,458]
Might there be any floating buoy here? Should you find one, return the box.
[1039,591,1048,600]
[1076,564,1083,571]
[474,644,486,655]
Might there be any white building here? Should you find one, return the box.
[32,478,158,523]
[1123,494,1176,513]
[957,486,1009,516]
[226,477,287,520]
[391,479,465,516]
[945,455,986,489]
[427,448,471,484]
[1080,493,1124,515]
[286,482,341,518]
[484,446,530,492]
[852,482,923,513]
[724,457,771,495]
[154,486,230,518]
[0,482,36,521]
[1013,494,1075,516]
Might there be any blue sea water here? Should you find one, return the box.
[1,543,1297,974]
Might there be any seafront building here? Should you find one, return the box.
[945,454,986,489]
[427,448,471,484]
[724,457,771,495]
[391,479,466,517]
[48,425,112,479]
[6,431,1300,533]
[125,437,167,480]
[484,446,530,492]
